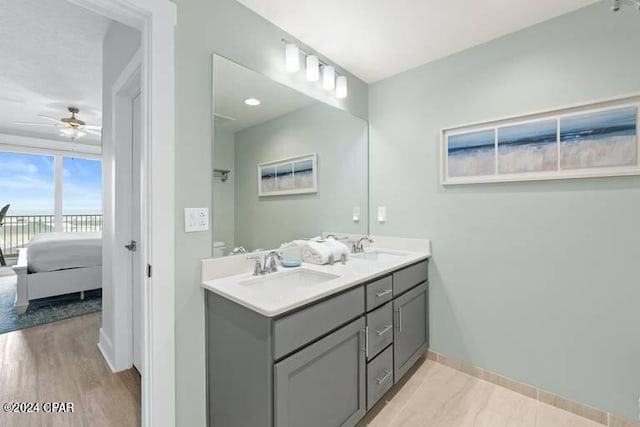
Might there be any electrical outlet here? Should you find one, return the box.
[352,207,360,222]
[377,206,386,223]
[184,208,209,232]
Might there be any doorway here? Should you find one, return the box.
[70,0,177,425]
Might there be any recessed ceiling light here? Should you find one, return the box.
[244,98,261,106]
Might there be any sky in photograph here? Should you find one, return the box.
[0,151,102,215]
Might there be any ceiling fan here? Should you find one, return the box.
[15,106,101,141]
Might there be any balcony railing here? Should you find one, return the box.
[0,214,102,259]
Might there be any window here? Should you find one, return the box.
[0,151,55,256]
[63,157,103,232]
[0,151,55,216]
[0,150,102,258]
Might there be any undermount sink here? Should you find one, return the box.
[238,268,339,289]
[350,250,410,262]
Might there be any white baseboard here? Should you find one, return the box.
[98,327,117,373]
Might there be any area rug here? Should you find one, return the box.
[0,267,102,335]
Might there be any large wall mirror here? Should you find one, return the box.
[211,54,369,257]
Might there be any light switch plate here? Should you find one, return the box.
[185,208,209,232]
[352,206,360,222]
[377,206,386,223]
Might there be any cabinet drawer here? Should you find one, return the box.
[366,302,393,361]
[393,261,428,296]
[366,346,393,410]
[274,286,365,359]
[365,275,393,312]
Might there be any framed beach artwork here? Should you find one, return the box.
[441,95,640,185]
[258,153,318,196]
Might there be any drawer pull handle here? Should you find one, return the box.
[375,289,392,298]
[364,326,369,357]
[376,324,393,336]
[376,368,392,385]
[396,307,403,333]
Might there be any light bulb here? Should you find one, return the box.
[285,43,300,72]
[322,65,335,90]
[336,75,347,99]
[306,55,319,81]
[60,127,85,140]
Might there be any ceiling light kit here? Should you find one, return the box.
[15,106,101,141]
[611,0,640,11]
[283,40,347,99]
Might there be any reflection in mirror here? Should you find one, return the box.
[212,55,369,257]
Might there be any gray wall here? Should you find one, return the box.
[234,103,368,251]
[213,126,235,250]
[173,0,368,425]
[369,3,640,420]
[101,21,141,353]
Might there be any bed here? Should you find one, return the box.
[12,232,102,313]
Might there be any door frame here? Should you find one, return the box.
[100,50,141,374]
[69,0,176,426]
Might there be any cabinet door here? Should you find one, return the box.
[393,282,428,382]
[274,317,366,427]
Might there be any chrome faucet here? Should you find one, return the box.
[230,246,247,255]
[248,251,282,275]
[247,255,263,275]
[354,237,374,253]
[263,251,282,273]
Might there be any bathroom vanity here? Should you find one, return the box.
[203,248,429,427]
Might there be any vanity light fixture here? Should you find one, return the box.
[282,38,348,99]
[285,43,300,72]
[244,98,261,106]
[322,65,335,90]
[336,75,348,99]
[306,55,320,81]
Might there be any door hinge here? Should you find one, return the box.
[147,264,152,278]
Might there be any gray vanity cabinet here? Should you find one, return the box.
[206,258,429,427]
[393,281,429,381]
[274,317,366,427]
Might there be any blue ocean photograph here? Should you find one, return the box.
[293,159,314,189]
[447,129,495,177]
[276,163,294,191]
[498,119,558,174]
[260,166,277,193]
[560,106,637,169]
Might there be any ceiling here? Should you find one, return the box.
[214,56,317,133]
[236,0,599,83]
[0,0,111,146]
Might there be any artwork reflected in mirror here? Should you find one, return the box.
[212,55,369,257]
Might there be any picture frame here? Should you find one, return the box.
[441,94,640,185]
[258,153,318,196]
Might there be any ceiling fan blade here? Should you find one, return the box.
[15,122,58,127]
[37,114,65,124]
[83,125,102,130]
[85,129,102,136]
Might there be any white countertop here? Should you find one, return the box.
[201,247,430,317]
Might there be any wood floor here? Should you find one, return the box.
[0,312,140,427]
[358,357,604,427]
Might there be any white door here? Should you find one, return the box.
[132,92,143,373]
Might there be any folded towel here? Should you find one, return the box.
[280,237,350,265]
[303,240,334,265]
[325,237,349,259]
